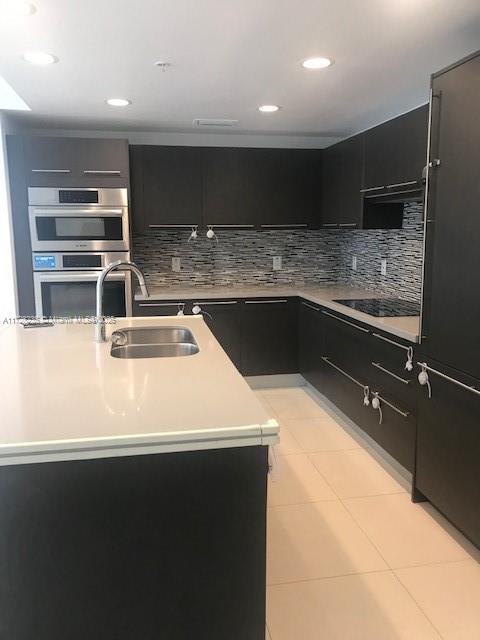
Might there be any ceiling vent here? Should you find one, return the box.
[193,118,239,128]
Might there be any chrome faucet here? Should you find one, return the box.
[95,260,149,342]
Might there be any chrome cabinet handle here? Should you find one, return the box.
[321,357,365,389]
[138,301,184,307]
[339,223,357,227]
[31,169,71,173]
[360,185,385,193]
[371,362,410,385]
[385,180,418,189]
[372,332,410,352]
[83,170,121,175]
[195,301,238,306]
[148,224,198,228]
[301,301,320,311]
[372,391,409,420]
[244,299,288,304]
[260,224,308,228]
[205,224,255,228]
[417,362,480,397]
[322,223,338,227]
[321,310,369,333]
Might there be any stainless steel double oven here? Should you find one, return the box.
[29,187,132,318]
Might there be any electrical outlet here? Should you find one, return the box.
[352,256,357,271]
[273,256,282,271]
[381,258,387,276]
[172,257,181,272]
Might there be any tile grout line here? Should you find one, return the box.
[390,570,446,640]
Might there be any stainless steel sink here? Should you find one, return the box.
[110,326,199,359]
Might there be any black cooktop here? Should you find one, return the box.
[332,298,420,317]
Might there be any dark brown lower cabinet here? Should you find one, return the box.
[414,358,480,548]
[241,298,298,376]
[0,447,268,640]
[298,301,324,390]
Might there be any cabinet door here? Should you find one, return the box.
[363,105,428,190]
[23,137,78,187]
[320,144,342,229]
[195,300,242,371]
[133,146,203,229]
[298,301,324,390]
[242,298,298,375]
[201,148,256,228]
[76,139,129,183]
[415,358,480,547]
[133,300,189,316]
[322,310,371,381]
[339,134,364,227]
[249,149,321,228]
[421,54,480,379]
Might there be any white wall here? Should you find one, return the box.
[0,112,18,319]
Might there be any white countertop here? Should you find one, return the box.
[0,316,278,466]
[136,285,420,343]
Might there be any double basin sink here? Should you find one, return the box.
[110,326,199,359]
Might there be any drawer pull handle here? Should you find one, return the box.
[31,169,71,173]
[371,362,410,385]
[260,224,308,228]
[149,224,198,228]
[372,391,409,422]
[244,299,288,304]
[360,185,385,193]
[321,357,365,389]
[372,332,410,351]
[195,301,238,306]
[322,310,369,333]
[301,302,320,312]
[338,223,357,227]
[385,180,418,189]
[138,302,184,307]
[417,362,480,398]
[322,223,338,227]
[83,170,121,175]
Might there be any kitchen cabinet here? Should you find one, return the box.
[22,136,129,187]
[363,104,428,192]
[421,52,480,379]
[321,134,364,229]
[203,147,322,229]
[298,300,324,390]
[133,298,242,371]
[415,357,480,547]
[322,309,371,381]
[192,299,242,371]
[241,298,299,376]
[130,146,203,232]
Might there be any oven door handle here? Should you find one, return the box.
[34,272,127,283]
[30,208,124,217]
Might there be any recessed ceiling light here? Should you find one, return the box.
[106,98,131,107]
[22,51,58,65]
[258,104,280,113]
[302,57,333,69]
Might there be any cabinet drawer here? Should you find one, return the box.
[134,300,189,316]
[322,310,371,380]
[369,331,417,409]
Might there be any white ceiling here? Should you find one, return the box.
[0,0,479,140]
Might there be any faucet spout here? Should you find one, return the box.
[95,260,149,343]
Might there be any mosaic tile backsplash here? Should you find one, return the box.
[133,202,423,302]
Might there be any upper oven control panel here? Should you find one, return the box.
[58,190,99,204]
[27,187,128,207]
[32,251,130,271]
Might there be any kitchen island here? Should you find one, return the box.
[0,317,277,640]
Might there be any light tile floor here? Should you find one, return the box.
[254,386,480,640]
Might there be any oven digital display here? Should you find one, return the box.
[59,190,99,204]
[34,255,56,269]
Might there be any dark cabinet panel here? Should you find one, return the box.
[363,105,428,190]
[23,136,129,187]
[242,298,298,375]
[130,146,203,231]
[415,358,480,547]
[298,301,324,390]
[321,134,363,229]
[201,148,257,227]
[421,54,480,379]
[194,300,242,371]
[322,310,371,381]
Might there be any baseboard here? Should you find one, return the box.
[245,373,306,389]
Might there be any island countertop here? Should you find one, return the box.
[0,316,277,466]
[136,285,421,343]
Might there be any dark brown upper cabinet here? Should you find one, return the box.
[202,147,322,230]
[130,145,203,232]
[22,136,129,188]
[363,104,428,192]
[321,134,364,229]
